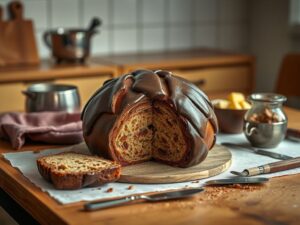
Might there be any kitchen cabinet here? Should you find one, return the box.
[0,49,255,112]
[97,48,255,98]
[0,61,118,112]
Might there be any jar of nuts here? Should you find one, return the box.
[244,93,287,148]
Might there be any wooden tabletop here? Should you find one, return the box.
[0,107,300,225]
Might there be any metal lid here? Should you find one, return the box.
[248,93,287,103]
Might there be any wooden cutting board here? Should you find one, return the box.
[0,1,39,66]
[119,145,231,184]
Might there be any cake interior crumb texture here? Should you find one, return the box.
[37,152,121,189]
[114,101,187,165]
[42,152,113,173]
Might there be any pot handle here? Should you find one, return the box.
[22,91,36,100]
[88,17,102,32]
[43,31,52,48]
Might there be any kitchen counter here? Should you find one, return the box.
[0,60,118,112]
[95,48,255,96]
[95,48,253,71]
[0,107,299,225]
[0,48,254,112]
[0,59,118,83]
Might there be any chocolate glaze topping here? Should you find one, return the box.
[82,69,218,167]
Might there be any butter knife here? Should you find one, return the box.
[84,188,204,211]
[84,177,268,211]
[221,142,293,160]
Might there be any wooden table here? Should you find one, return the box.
[0,108,300,225]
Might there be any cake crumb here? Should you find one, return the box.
[230,184,242,189]
[106,187,113,193]
[192,180,199,183]
[127,185,134,190]
[33,150,41,154]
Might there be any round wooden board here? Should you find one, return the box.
[119,144,232,184]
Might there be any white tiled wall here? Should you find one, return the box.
[0,0,250,58]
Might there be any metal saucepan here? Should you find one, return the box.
[22,83,81,113]
[43,17,101,63]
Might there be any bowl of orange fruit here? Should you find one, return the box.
[212,92,251,134]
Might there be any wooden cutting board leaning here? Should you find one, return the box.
[0,1,39,66]
[119,145,232,184]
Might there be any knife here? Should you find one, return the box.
[221,142,293,160]
[286,128,300,142]
[84,188,204,211]
[231,156,300,177]
[84,177,269,211]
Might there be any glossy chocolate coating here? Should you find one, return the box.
[81,70,218,167]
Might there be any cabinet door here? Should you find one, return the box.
[173,66,252,93]
[55,75,112,107]
[0,83,25,112]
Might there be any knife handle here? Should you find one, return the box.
[267,156,300,173]
[246,157,300,176]
[286,128,300,141]
[84,195,141,211]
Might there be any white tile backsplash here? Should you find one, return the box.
[168,0,193,24]
[82,0,110,27]
[7,0,250,57]
[23,0,48,30]
[167,25,193,50]
[194,0,218,23]
[112,27,138,53]
[51,0,80,28]
[141,0,166,25]
[194,25,217,48]
[141,26,166,52]
[91,27,111,55]
[219,0,249,24]
[218,24,249,51]
[112,0,137,26]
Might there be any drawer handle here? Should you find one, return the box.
[194,79,206,87]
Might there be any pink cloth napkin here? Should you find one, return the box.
[0,112,83,150]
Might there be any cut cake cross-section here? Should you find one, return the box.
[37,152,121,190]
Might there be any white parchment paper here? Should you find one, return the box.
[3,134,300,204]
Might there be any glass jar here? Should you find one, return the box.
[244,93,287,148]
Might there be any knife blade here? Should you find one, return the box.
[221,142,293,160]
[84,188,204,211]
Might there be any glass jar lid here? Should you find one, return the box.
[248,93,287,103]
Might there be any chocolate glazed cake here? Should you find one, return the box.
[82,70,218,168]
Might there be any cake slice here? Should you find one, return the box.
[37,152,121,190]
